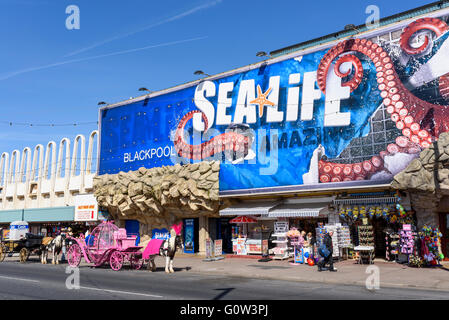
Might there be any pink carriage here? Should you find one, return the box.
[66,221,143,271]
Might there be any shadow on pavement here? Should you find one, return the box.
[213,288,234,300]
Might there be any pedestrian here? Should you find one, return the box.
[306,232,316,259]
[60,227,68,263]
[85,226,93,238]
[318,230,337,272]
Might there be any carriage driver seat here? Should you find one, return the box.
[114,229,136,249]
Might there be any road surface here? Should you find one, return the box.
[0,260,447,300]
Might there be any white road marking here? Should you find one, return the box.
[0,275,40,283]
[79,286,163,298]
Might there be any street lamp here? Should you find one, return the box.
[97,101,108,106]
[256,51,270,58]
[194,70,210,77]
[344,24,360,33]
[139,87,151,93]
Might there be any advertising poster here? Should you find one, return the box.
[262,239,269,255]
[151,228,169,240]
[184,219,195,253]
[99,14,449,195]
[205,239,212,258]
[214,239,223,257]
[2,229,9,240]
[236,238,247,255]
[74,194,98,222]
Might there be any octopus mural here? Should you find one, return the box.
[173,17,449,185]
[316,17,449,183]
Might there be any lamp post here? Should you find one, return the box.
[344,24,360,33]
[256,51,270,58]
[138,87,151,94]
[194,70,211,77]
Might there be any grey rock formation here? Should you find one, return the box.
[93,161,228,229]
[392,132,449,194]
[392,132,449,228]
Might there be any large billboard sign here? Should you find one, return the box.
[99,13,449,195]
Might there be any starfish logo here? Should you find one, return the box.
[250,85,275,117]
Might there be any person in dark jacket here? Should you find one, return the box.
[318,230,337,272]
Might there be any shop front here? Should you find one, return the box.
[218,198,336,258]
[95,5,449,264]
[219,201,278,256]
[266,197,335,261]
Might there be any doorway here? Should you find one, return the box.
[439,213,449,260]
[219,218,233,253]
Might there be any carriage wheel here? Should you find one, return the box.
[19,248,29,263]
[67,243,82,267]
[130,255,144,270]
[109,251,124,271]
[0,244,6,262]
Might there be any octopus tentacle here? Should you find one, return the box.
[333,54,364,92]
[316,19,449,183]
[439,73,449,100]
[174,110,250,160]
[400,17,449,55]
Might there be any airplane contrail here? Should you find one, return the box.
[0,36,207,81]
[65,0,222,57]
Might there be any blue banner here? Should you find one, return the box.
[99,15,449,193]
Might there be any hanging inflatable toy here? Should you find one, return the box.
[382,206,389,221]
[339,207,346,220]
[346,206,353,217]
[375,206,382,218]
[390,214,398,223]
[360,206,367,219]
[368,206,375,219]
[353,206,359,221]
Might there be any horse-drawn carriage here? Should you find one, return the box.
[66,221,144,271]
[0,221,44,263]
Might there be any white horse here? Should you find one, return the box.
[147,229,183,273]
[41,234,66,265]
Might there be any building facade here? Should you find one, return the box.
[94,2,449,258]
[0,130,105,236]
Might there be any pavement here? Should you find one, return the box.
[164,253,449,292]
[3,252,449,293]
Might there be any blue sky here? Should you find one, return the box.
[0,0,434,156]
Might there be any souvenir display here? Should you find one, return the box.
[385,231,400,262]
[357,225,374,247]
[337,226,351,248]
[287,228,304,265]
[336,225,351,259]
[419,225,444,266]
[272,221,289,260]
[315,223,326,247]
[339,202,414,224]
[399,224,415,256]
[408,254,424,268]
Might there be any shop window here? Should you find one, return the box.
[391,30,402,40]
[379,33,390,42]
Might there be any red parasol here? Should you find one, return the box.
[229,216,258,224]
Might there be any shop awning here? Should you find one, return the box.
[23,206,74,222]
[268,203,329,218]
[333,196,397,205]
[229,216,258,223]
[219,201,279,216]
